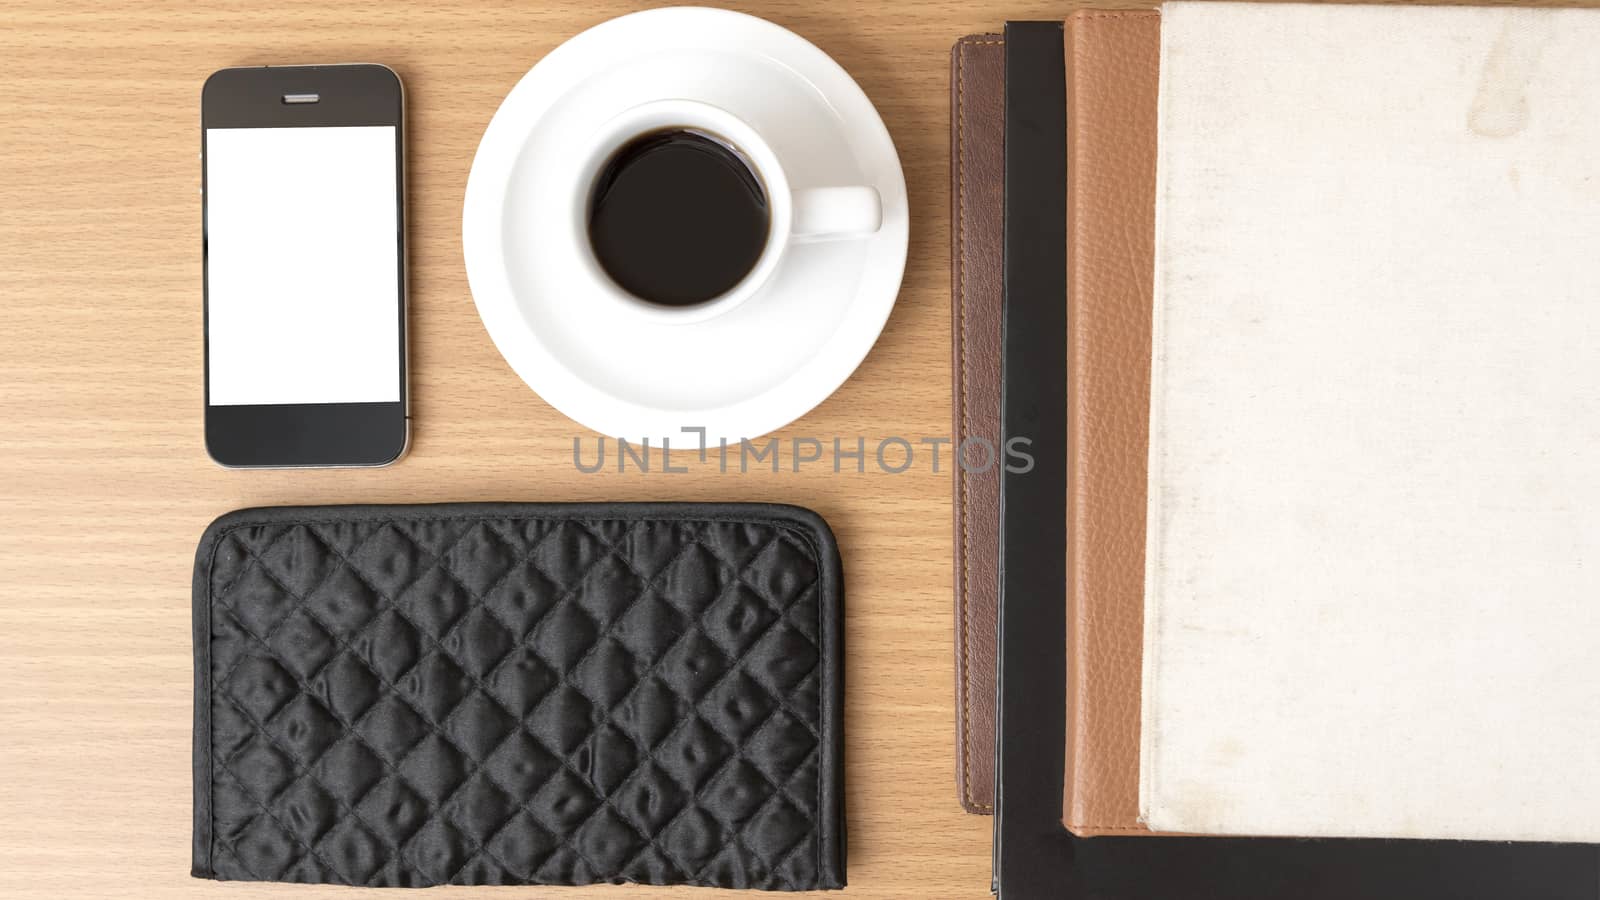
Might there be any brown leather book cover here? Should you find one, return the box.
[948,13,1160,826]
[950,32,1003,815]
[1062,8,1161,837]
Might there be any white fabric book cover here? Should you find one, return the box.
[1141,2,1600,843]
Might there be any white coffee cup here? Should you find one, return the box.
[565,98,882,325]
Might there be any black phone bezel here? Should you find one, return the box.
[201,63,407,468]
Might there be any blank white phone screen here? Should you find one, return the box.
[206,126,399,406]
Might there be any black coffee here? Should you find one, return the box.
[587,129,770,306]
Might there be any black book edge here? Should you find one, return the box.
[994,19,1076,899]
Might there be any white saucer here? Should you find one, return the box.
[462,7,908,442]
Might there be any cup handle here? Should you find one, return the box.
[791,186,882,241]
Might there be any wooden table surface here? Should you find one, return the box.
[0,1,1076,897]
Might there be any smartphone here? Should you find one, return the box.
[201,64,407,467]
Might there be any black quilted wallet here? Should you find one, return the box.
[191,503,844,890]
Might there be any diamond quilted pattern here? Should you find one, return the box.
[614,676,687,748]
[657,629,732,702]
[264,695,344,762]
[528,684,594,755]
[532,768,602,832]
[445,607,516,678]
[355,694,428,762]
[480,560,560,637]
[572,640,644,709]
[483,730,560,796]
[231,814,298,879]
[318,819,387,884]
[399,654,473,723]
[700,670,782,742]
[355,610,423,682]
[532,602,599,670]
[304,566,383,639]
[310,738,385,805]
[446,772,519,843]
[485,648,558,716]
[397,734,472,803]
[267,609,339,680]
[276,777,342,843]
[405,818,475,883]
[194,504,842,890]
[225,565,298,637]
[438,521,519,596]
[396,568,473,639]
[483,809,560,879]
[223,655,297,721]
[660,805,728,872]
[309,653,383,723]
[704,758,780,823]
[658,716,736,790]
[355,778,430,846]
[703,584,781,656]
[442,690,517,762]
[227,737,297,800]
[615,761,693,832]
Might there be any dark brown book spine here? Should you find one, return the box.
[950,32,1005,816]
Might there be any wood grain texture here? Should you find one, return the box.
[0,0,1071,897]
[13,1,1563,895]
